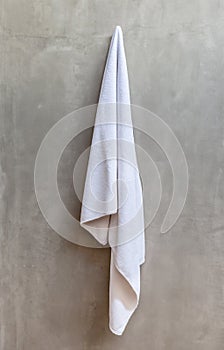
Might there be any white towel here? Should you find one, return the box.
[80,26,145,335]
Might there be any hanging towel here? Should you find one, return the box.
[80,26,145,335]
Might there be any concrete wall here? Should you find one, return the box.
[1,1,224,349]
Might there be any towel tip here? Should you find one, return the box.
[115,25,122,33]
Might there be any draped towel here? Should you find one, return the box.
[80,26,145,335]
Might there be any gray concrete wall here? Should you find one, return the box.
[0,1,224,349]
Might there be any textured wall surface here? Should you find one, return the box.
[1,1,224,349]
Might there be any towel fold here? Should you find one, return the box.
[80,26,145,335]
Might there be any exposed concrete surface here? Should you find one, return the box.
[0,1,224,349]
